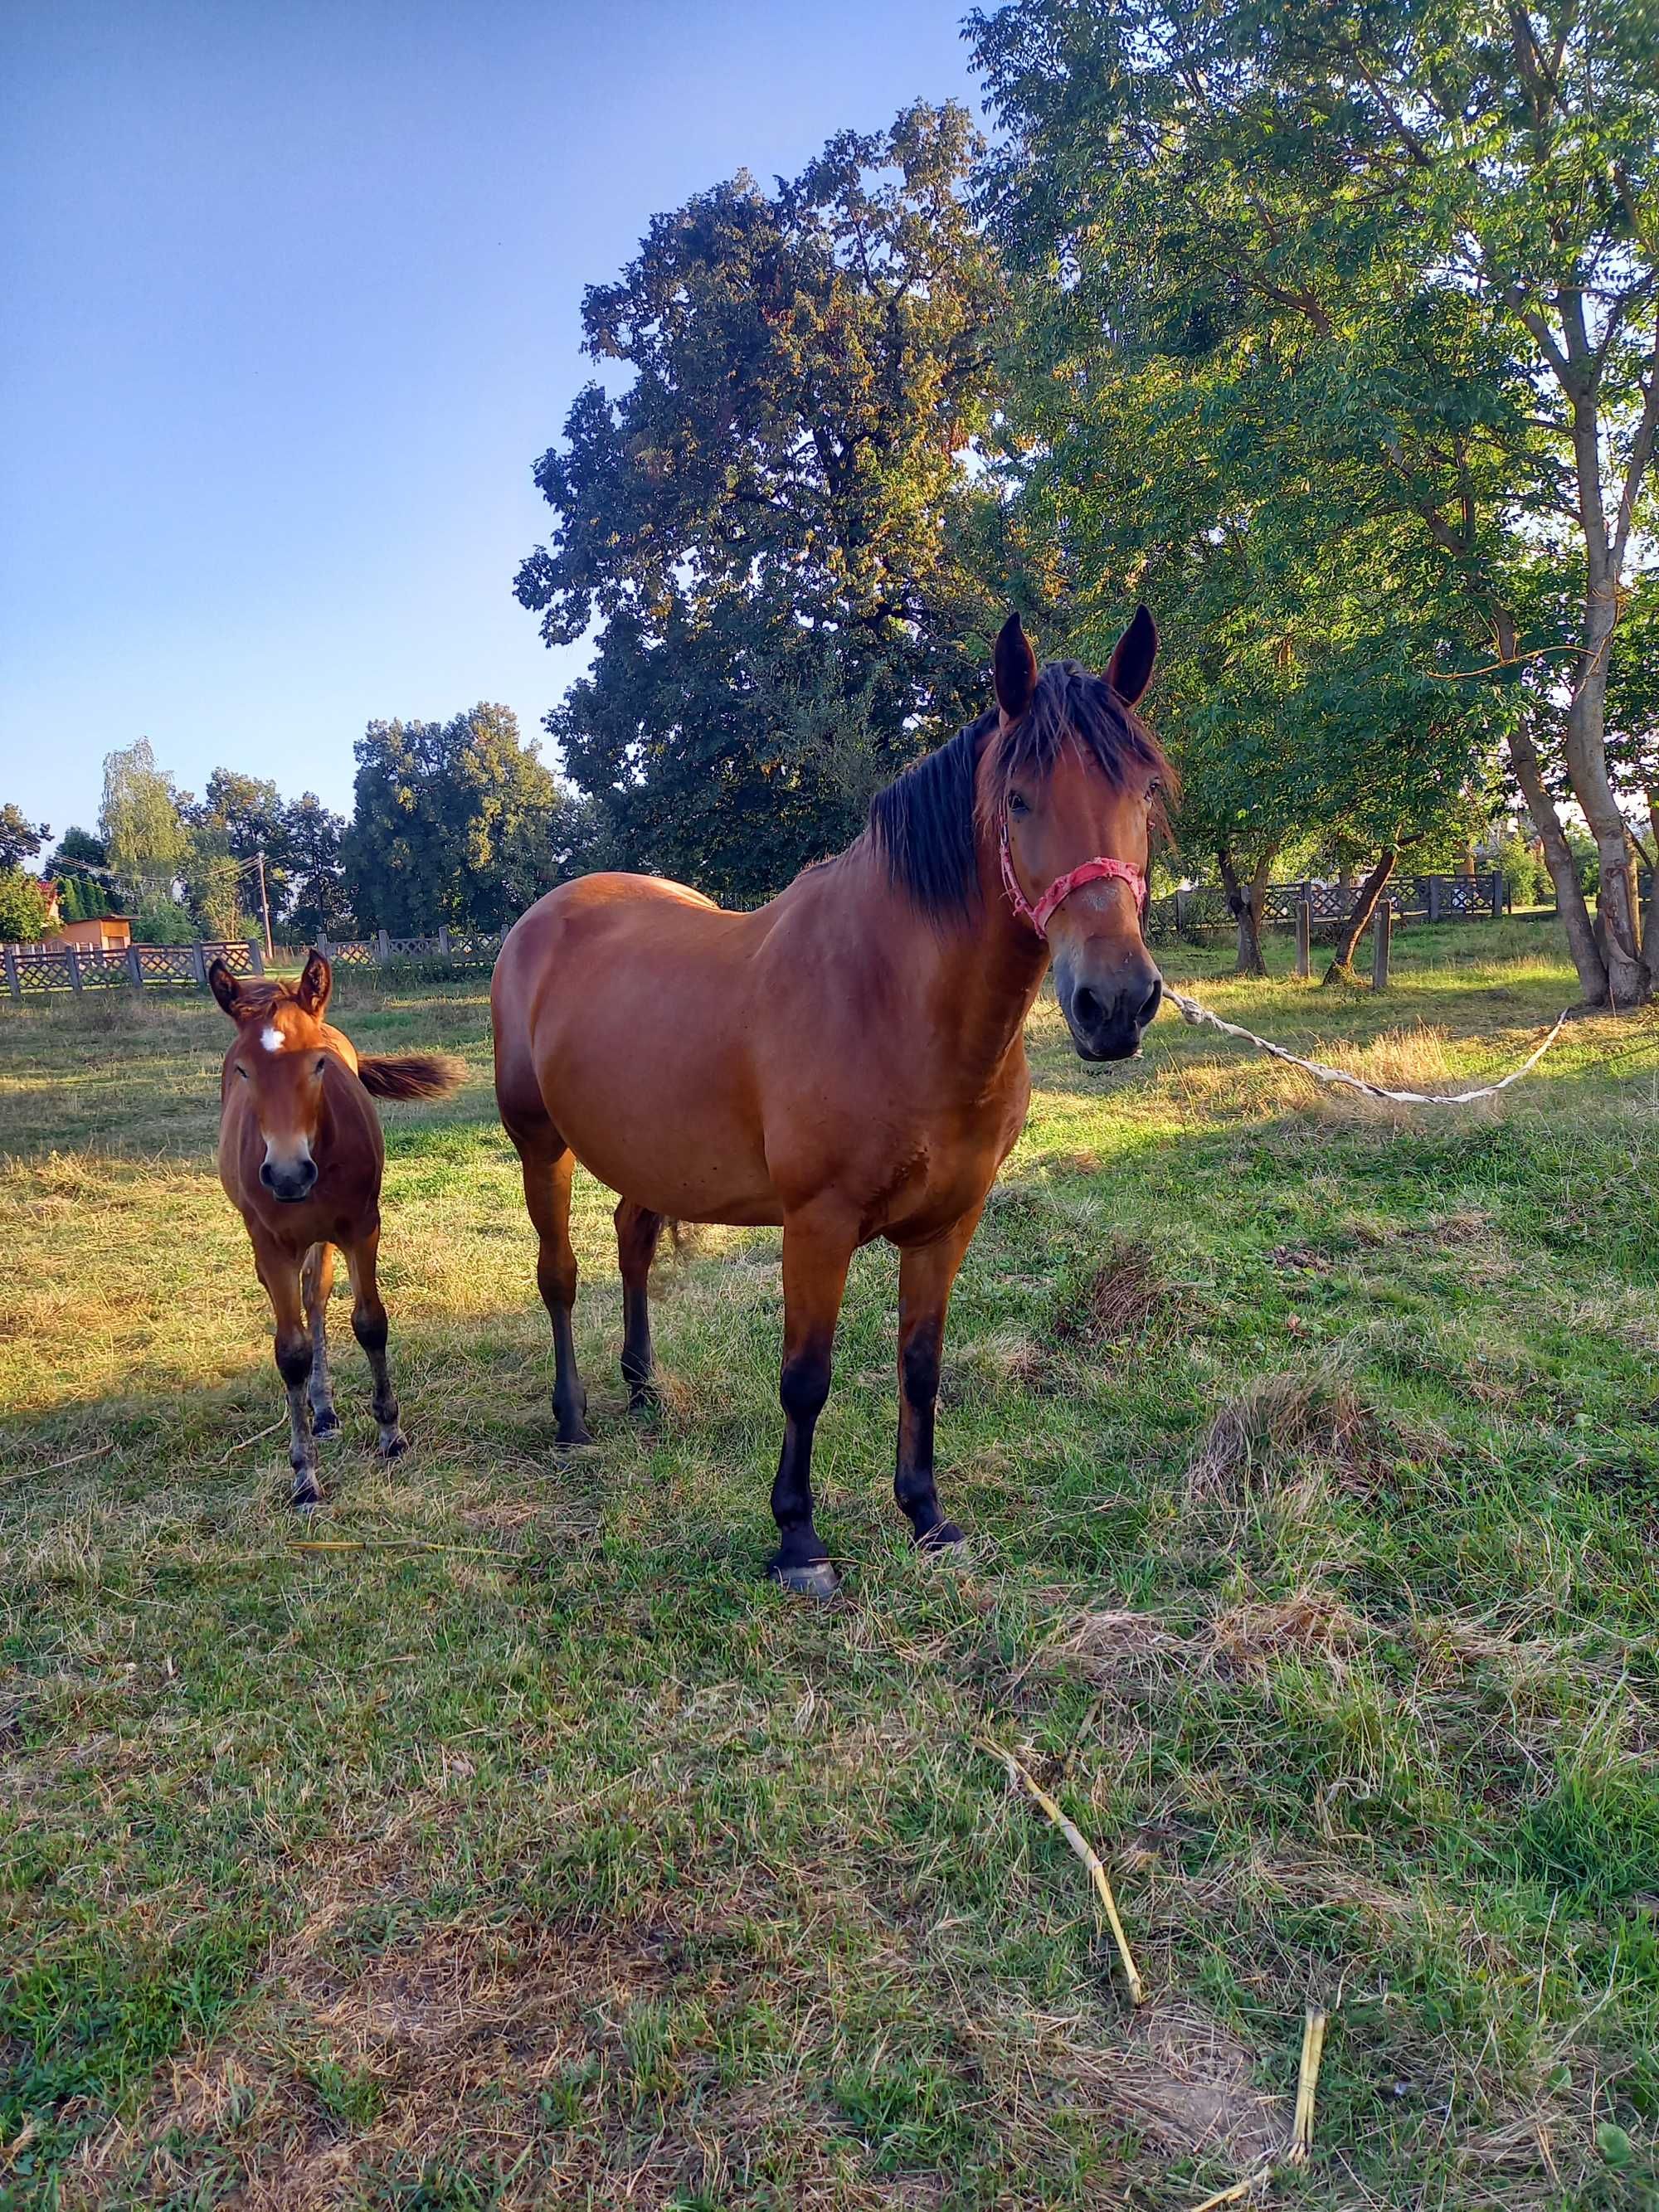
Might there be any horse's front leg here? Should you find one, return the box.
[345,1223,407,1458]
[893,1203,985,1551]
[302,1241,340,1439]
[770,1208,856,1598]
[253,1232,320,1507]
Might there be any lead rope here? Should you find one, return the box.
[1160,989,1573,1106]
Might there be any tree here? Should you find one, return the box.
[972,0,1659,1006]
[0,870,51,942]
[187,771,289,923]
[343,704,586,933]
[281,793,349,940]
[53,826,106,868]
[517,102,1005,899]
[100,740,189,903]
[0,805,49,873]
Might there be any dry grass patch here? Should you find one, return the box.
[1052,1237,1178,1353]
[1064,1999,1286,2170]
[1186,1369,1389,1504]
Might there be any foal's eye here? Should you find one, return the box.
[1009,791,1031,818]
[314,1057,327,1076]
[1147,777,1164,800]
[236,1065,249,1080]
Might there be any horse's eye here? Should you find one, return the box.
[314,1057,327,1075]
[236,1065,249,1080]
[1147,777,1163,799]
[1009,791,1031,818]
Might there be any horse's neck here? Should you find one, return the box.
[907,840,1049,1092]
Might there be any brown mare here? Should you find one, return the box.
[209,951,462,1504]
[492,611,1170,1593]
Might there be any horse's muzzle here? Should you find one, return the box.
[1058,968,1163,1062]
[260,1158,318,1203]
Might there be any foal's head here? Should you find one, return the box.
[985,609,1170,1062]
[208,951,337,1203]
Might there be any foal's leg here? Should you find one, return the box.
[252,1231,320,1507]
[302,1242,340,1439]
[770,1208,856,1598]
[615,1199,664,1410]
[345,1225,407,1458]
[517,1136,591,1446]
[893,1206,984,1551]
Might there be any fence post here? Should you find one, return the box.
[67,946,83,993]
[3,947,19,1000]
[1372,906,1392,991]
[1175,887,1190,933]
[1491,873,1503,919]
[190,942,207,986]
[247,937,265,977]
[437,925,451,959]
[126,946,144,988]
[377,928,391,964]
[1295,901,1311,980]
[1428,875,1442,923]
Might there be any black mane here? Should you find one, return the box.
[866,662,1170,920]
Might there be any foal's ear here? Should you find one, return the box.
[295,949,333,1018]
[1106,603,1158,706]
[993,611,1039,719]
[207,959,243,1018]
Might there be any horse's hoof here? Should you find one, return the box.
[626,1384,660,1416]
[312,1409,342,1441]
[918,1519,966,1554]
[769,1558,839,1601]
[291,1473,322,1509]
[377,1427,409,1460]
[555,1422,596,1449]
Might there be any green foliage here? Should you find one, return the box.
[100,740,189,902]
[127,895,196,946]
[281,791,350,939]
[342,703,590,933]
[518,102,1005,898]
[971,0,1659,999]
[53,824,106,868]
[0,868,51,942]
[0,805,49,873]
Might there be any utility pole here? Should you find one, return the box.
[255,849,274,961]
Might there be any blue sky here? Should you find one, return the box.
[0,1,981,847]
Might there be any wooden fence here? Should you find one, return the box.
[1142,872,1507,946]
[1,939,263,999]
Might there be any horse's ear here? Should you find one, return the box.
[207,959,243,1018]
[1107,603,1158,706]
[993,611,1039,719]
[295,949,332,1018]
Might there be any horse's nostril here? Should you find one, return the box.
[1072,985,1102,1029]
[1137,976,1163,1028]
[259,1161,275,1189]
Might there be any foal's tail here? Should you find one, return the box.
[357,1052,466,1102]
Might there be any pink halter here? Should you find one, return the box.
[999,813,1147,941]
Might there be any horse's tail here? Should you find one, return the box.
[356,1052,465,1102]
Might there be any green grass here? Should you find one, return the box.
[2,921,1656,2210]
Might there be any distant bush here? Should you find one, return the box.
[0,868,51,942]
[1491,834,1553,907]
[128,896,197,946]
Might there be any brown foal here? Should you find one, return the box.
[210,951,462,1504]
[492,611,1170,1592]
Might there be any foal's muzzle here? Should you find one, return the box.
[1058,965,1164,1062]
[260,1155,318,1203]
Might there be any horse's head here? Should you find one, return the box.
[985,609,1171,1062]
[208,951,336,1202]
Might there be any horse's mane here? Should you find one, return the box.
[866,662,1172,920]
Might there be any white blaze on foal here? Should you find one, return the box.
[261,1025,285,1053]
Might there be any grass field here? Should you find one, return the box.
[2,919,1657,2210]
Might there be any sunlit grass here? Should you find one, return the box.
[2,919,1656,2209]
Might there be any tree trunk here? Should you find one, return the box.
[1323,848,1398,984]
[1506,717,1608,1003]
[1644,794,1659,995]
[1218,847,1270,977]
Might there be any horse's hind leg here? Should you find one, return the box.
[252,1231,320,1506]
[302,1242,340,1439]
[893,1207,983,1552]
[512,1129,592,1446]
[615,1200,664,1411]
[345,1225,407,1458]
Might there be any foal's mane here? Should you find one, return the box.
[867,661,1171,920]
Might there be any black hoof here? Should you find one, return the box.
[917,1519,966,1553]
[555,1425,596,1451]
[312,1408,342,1440]
[769,1557,839,1601]
[626,1383,660,1415]
[377,1427,409,1459]
[291,1473,321,1508]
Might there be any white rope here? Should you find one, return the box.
[1161,989,1573,1106]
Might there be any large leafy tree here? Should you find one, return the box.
[281,794,349,941]
[972,0,1659,1006]
[343,703,588,933]
[99,740,190,905]
[0,805,49,873]
[0,870,51,943]
[517,102,1005,899]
